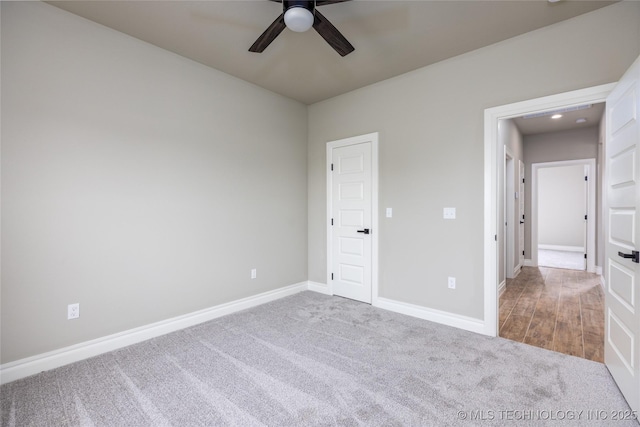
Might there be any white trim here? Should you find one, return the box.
[375,297,486,335]
[524,259,535,267]
[307,281,332,295]
[538,244,585,252]
[326,132,379,304]
[513,265,522,278]
[0,281,308,385]
[532,159,596,273]
[504,147,516,280]
[484,83,615,337]
[498,280,507,297]
[596,266,603,276]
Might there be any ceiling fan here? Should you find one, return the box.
[249,0,355,57]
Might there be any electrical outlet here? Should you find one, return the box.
[443,207,456,219]
[251,268,257,279]
[448,277,456,289]
[68,303,80,320]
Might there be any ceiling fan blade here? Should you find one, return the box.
[249,14,286,53]
[316,0,351,6]
[312,9,354,57]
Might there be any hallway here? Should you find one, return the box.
[499,266,604,362]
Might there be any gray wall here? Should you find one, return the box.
[1,2,308,363]
[538,165,586,248]
[308,2,640,320]
[523,126,599,259]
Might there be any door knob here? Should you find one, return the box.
[618,250,640,263]
[357,228,370,235]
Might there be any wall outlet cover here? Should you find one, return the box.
[68,303,80,320]
[443,207,456,219]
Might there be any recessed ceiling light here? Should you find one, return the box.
[576,118,587,124]
[551,114,563,119]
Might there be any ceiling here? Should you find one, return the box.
[49,0,616,105]
[513,102,605,135]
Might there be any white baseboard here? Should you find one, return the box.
[596,266,603,276]
[307,281,331,295]
[513,265,521,278]
[538,244,584,252]
[0,281,308,385]
[498,280,507,297]
[600,273,606,290]
[374,297,488,335]
[524,259,535,267]
[306,283,489,336]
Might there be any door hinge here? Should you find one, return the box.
[522,214,525,220]
[331,273,334,280]
[584,253,587,259]
[331,163,334,171]
[495,235,497,241]
[584,214,588,220]
[522,250,525,256]
[585,176,588,181]
[522,178,525,183]
[331,218,334,226]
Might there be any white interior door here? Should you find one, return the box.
[605,55,640,412]
[519,160,525,267]
[330,141,373,303]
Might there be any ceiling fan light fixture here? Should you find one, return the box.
[284,7,314,32]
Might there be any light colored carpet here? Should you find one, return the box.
[538,249,585,271]
[1,291,634,426]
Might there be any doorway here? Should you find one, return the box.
[483,83,614,336]
[533,159,596,272]
[497,121,603,362]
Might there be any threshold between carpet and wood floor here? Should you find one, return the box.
[1,291,632,426]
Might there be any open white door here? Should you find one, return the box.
[605,55,640,412]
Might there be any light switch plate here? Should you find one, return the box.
[386,208,392,218]
[443,207,456,219]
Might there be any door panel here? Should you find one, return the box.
[605,55,640,412]
[331,142,372,303]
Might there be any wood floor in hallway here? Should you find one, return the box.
[499,266,604,362]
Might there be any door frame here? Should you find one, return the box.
[531,159,596,272]
[483,83,615,336]
[326,132,379,304]
[504,147,515,281]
